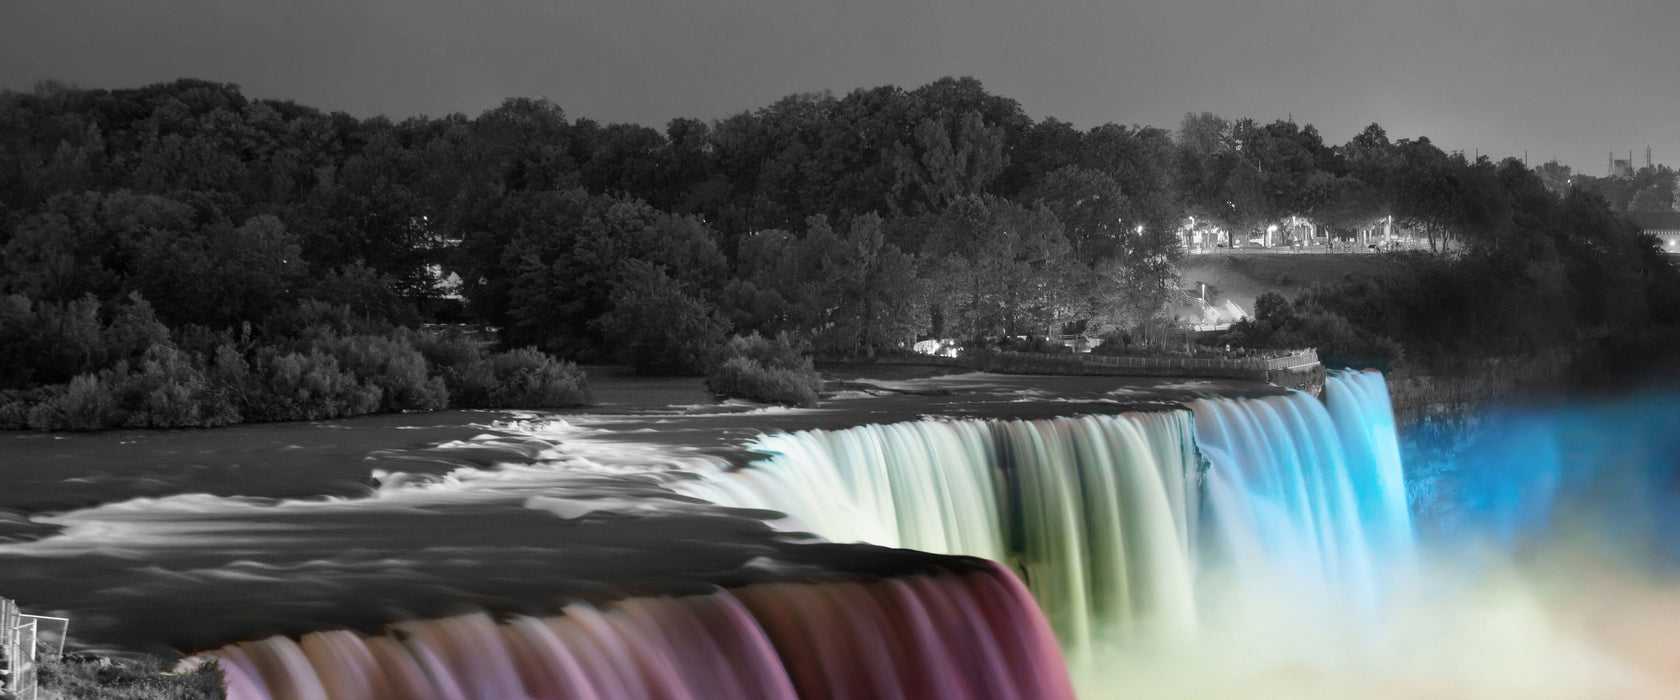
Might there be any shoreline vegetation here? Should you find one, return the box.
[31,654,224,700]
[2,78,1678,431]
[0,296,591,431]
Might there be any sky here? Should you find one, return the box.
[3,0,1676,175]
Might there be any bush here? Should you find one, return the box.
[1,329,595,428]
[416,336,590,408]
[414,332,500,406]
[993,335,1070,354]
[106,345,240,428]
[246,349,382,422]
[485,347,592,408]
[1218,290,1404,369]
[706,332,822,407]
[323,334,448,412]
[17,344,243,430]
[0,387,52,429]
[26,374,117,430]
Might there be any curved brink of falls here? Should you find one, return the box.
[687,370,1414,655]
[188,370,1411,698]
[198,564,1076,700]
[1191,369,1415,615]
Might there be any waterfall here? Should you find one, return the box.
[682,410,1204,653]
[198,563,1076,700]
[1191,369,1414,611]
[690,370,1413,651]
[190,370,1418,698]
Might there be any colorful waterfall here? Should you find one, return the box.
[680,410,1204,652]
[188,369,1421,698]
[687,369,1413,652]
[1190,369,1414,611]
[199,563,1076,700]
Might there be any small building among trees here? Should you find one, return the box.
[1627,211,1680,254]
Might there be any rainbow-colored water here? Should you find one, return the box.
[163,370,1680,698]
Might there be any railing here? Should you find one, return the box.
[827,348,1321,377]
[987,348,1320,374]
[2,597,37,700]
[1,597,66,700]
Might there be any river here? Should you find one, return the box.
[0,369,1274,657]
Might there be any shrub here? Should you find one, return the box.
[208,343,256,410]
[706,332,822,407]
[0,389,40,429]
[12,345,245,430]
[412,331,486,369]
[485,347,592,408]
[26,374,117,431]
[715,331,812,371]
[414,332,499,406]
[708,356,822,407]
[324,334,448,412]
[246,349,382,422]
[994,335,1071,354]
[106,345,241,428]
[1218,287,1406,370]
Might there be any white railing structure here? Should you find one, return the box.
[2,597,65,700]
[987,348,1321,373]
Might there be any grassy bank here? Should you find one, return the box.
[34,655,223,700]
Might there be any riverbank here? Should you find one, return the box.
[33,653,224,699]
[1388,331,1680,427]
[1386,352,1574,426]
[819,347,1326,394]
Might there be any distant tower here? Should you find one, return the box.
[1610,150,1635,179]
[1646,146,1653,169]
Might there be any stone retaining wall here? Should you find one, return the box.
[829,349,1325,393]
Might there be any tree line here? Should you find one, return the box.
[2,77,1676,426]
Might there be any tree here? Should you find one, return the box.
[594,260,729,375]
[1532,159,1574,198]
[2,191,198,302]
[472,97,579,193]
[822,213,925,356]
[1025,166,1129,263]
[1082,123,1183,236]
[890,111,1007,212]
[1391,138,1462,253]
[499,191,726,359]
[920,195,1074,341]
[1177,113,1266,241]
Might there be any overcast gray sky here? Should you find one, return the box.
[3,0,1675,174]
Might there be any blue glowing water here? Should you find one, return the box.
[1405,390,1680,569]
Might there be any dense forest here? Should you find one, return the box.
[2,77,1676,428]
